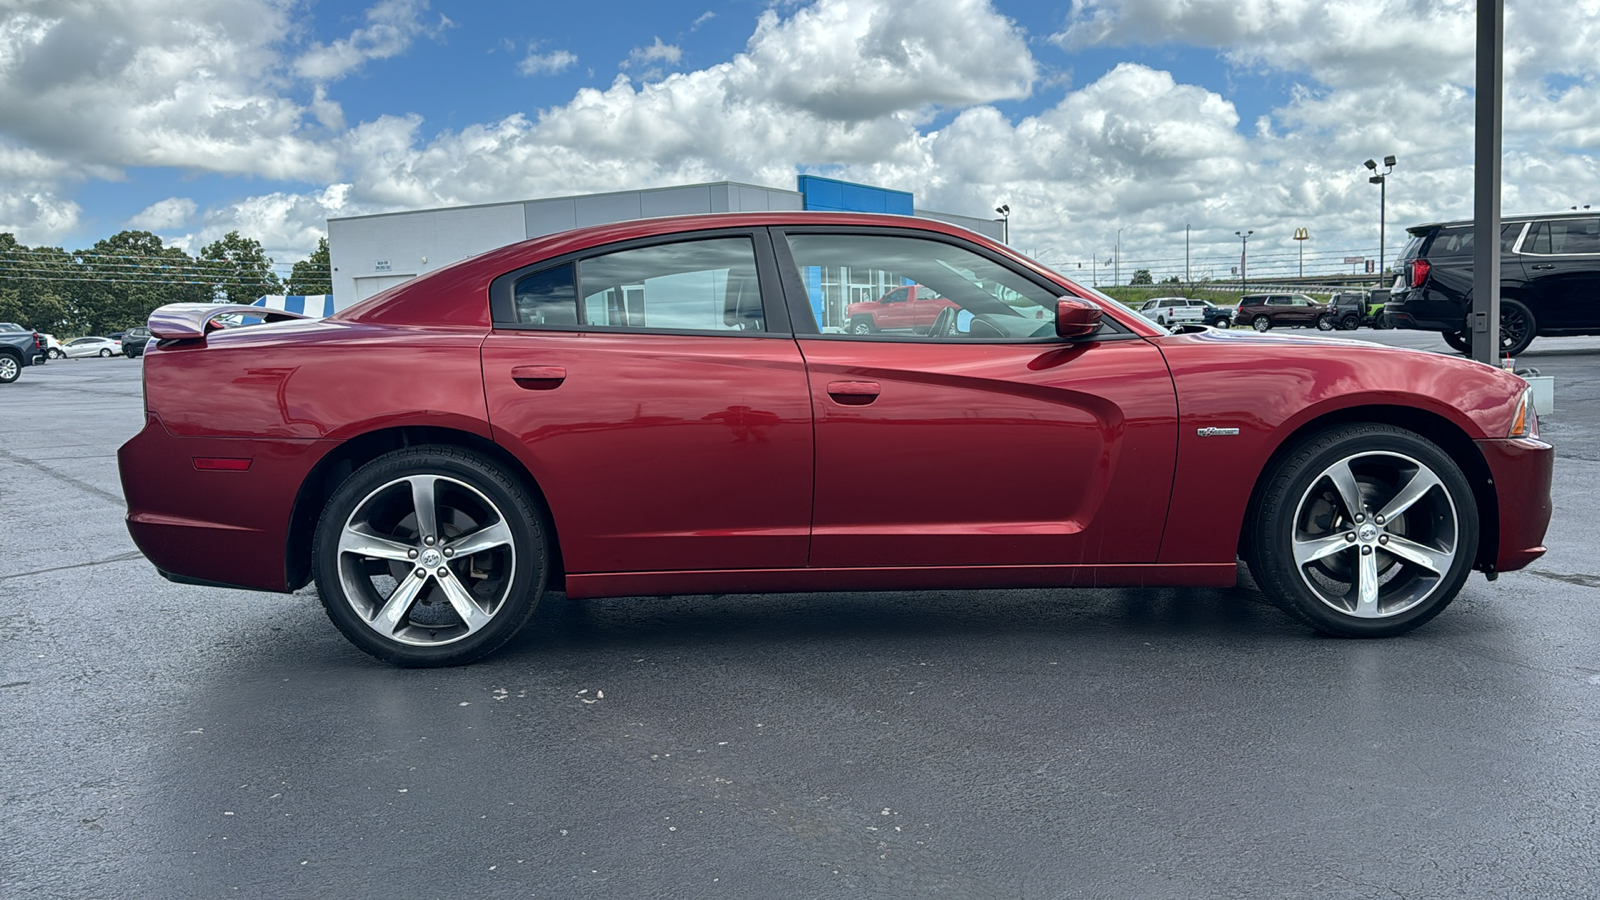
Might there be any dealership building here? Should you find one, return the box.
[326,176,1005,323]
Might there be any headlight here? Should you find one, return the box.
[1508,387,1538,439]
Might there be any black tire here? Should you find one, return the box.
[1442,330,1469,353]
[1252,315,1272,332]
[99,348,112,357]
[312,446,549,667]
[848,318,876,335]
[1316,314,1335,331]
[0,354,19,383]
[1498,299,1536,356]
[1246,423,1479,638]
[1340,314,1360,331]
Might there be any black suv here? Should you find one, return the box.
[1386,212,1600,355]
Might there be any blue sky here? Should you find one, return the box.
[3,0,1598,281]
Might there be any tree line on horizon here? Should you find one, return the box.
[0,231,331,336]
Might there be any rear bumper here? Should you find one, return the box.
[118,414,331,593]
[1385,288,1465,332]
[1476,437,1553,573]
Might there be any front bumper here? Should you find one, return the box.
[1476,437,1553,573]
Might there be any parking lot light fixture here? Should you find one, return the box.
[1235,230,1253,292]
[1365,156,1397,280]
[994,204,1010,244]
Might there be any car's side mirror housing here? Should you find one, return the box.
[1055,298,1103,339]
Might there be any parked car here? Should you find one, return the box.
[123,326,152,358]
[61,336,123,358]
[1327,290,1390,331]
[40,333,63,359]
[1237,292,1332,331]
[0,323,44,382]
[846,284,956,334]
[1136,297,1205,327]
[1386,211,1600,356]
[1193,298,1237,328]
[119,212,1552,667]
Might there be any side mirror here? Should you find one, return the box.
[1055,298,1103,339]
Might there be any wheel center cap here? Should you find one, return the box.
[419,548,442,568]
[1357,523,1379,543]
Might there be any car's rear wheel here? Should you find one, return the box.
[313,446,549,667]
[99,348,111,357]
[849,318,876,335]
[1497,299,1537,356]
[1253,315,1271,332]
[47,348,62,359]
[0,356,18,383]
[1340,314,1360,330]
[1442,330,1469,353]
[1247,424,1478,637]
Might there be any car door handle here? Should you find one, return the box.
[511,365,567,389]
[1530,264,1556,270]
[827,381,881,404]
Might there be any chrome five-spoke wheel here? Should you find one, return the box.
[1291,451,1457,620]
[314,447,548,666]
[1249,424,1479,637]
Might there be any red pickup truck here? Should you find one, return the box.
[846,285,957,334]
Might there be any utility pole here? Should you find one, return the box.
[1185,224,1191,284]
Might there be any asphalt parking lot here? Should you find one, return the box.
[3,336,1598,899]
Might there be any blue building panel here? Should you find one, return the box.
[797,175,913,216]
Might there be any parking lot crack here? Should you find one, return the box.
[0,446,124,506]
[1526,569,1600,589]
[0,551,144,582]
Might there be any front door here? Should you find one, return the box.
[777,229,1179,569]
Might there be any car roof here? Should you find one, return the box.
[1406,210,1599,235]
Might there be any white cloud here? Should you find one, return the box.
[520,48,577,76]
[294,0,450,82]
[126,197,197,231]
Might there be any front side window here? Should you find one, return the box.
[786,233,1062,340]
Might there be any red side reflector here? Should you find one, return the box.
[193,457,252,471]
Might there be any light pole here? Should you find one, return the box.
[1235,230,1253,292]
[1364,155,1397,280]
[1184,223,1191,285]
[995,204,1010,244]
[1293,227,1310,278]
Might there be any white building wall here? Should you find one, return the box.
[327,202,527,309]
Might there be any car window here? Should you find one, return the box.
[880,287,910,304]
[786,233,1062,340]
[1525,217,1600,255]
[511,239,766,333]
[1433,223,1526,256]
[1141,301,1156,310]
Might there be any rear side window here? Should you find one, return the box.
[1427,223,1524,256]
[513,264,578,325]
[1525,218,1600,255]
[580,238,765,332]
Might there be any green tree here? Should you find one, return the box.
[1159,274,1181,285]
[286,236,332,295]
[1130,268,1153,285]
[0,233,85,333]
[76,230,212,334]
[200,231,282,305]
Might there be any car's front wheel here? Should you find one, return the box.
[1316,314,1335,331]
[313,446,549,667]
[1252,315,1272,332]
[1247,423,1478,637]
[848,318,876,335]
[99,348,112,357]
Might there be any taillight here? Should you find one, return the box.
[1409,258,1430,288]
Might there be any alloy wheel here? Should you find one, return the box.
[335,474,518,647]
[1290,451,1459,619]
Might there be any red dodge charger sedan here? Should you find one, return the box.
[118,213,1553,666]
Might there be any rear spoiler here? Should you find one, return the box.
[146,303,311,340]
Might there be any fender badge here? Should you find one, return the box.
[1197,427,1241,437]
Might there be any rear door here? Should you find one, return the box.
[774,227,1178,569]
[1517,217,1600,330]
[480,229,814,574]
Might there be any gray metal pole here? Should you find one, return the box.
[1185,224,1190,284]
[1379,176,1386,281]
[1471,0,1503,364]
